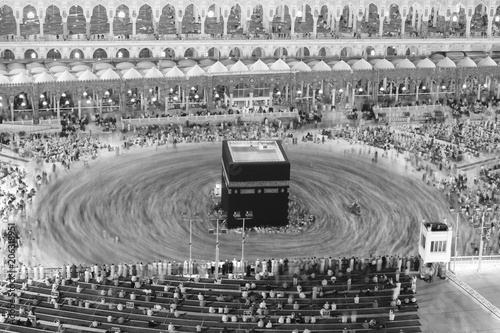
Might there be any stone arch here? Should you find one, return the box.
[251,47,265,58]
[137,4,154,35]
[93,48,108,59]
[340,46,353,57]
[184,47,198,58]
[138,48,152,58]
[272,4,291,34]
[159,4,177,35]
[114,4,132,36]
[294,4,314,34]
[21,5,40,36]
[44,5,63,36]
[360,3,380,36]
[67,5,86,35]
[318,47,332,57]
[227,3,243,35]
[205,3,224,35]
[229,47,242,59]
[116,48,130,58]
[405,45,419,56]
[162,47,175,58]
[296,47,310,57]
[24,49,38,59]
[0,5,16,36]
[248,4,265,34]
[47,48,61,59]
[317,4,332,36]
[1,49,15,60]
[365,46,376,56]
[182,3,201,34]
[471,3,488,36]
[384,3,402,36]
[207,47,221,58]
[274,47,288,57]
[70,48,84,59]
[90,4,109,35]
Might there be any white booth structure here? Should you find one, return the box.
[418,221,453,264]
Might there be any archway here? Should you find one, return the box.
[70,49,84,59]
[13,92,32,121]
[184,47,198,58]
[139,48,152,58]
[248,5,264,34]
[229,47,242,59]
[213,84,229,106]
[205,4,224,36]
[1,49,15,60]
[317,5,331,36]
[294,4,313,34]
[207,47,221,58]
[227,4,243,35]
[68,5,86,35]
[272,5,291,35]
[158,4,177,35]
[251,47,265,58]
[93,48,108,59]
[137,5,154,35]
[339,5,353,34]
[340,46,353,58]
[365,46,376,57]
[116,48,130,58]
[360,3,380,37]
[21,5,40,36]
[384,4,402,36]
[24,49,38,59]
[387,46,397,56]
[182,4,201,34]
[296,47,310,58]
[0,6,16,36]
[162,48,175,59]
[90,5,109,35]
[47,49,61,59]
[405,7,420,36]
[427,6,446,35]
[471,4,488,37]
[274,47,288,57]
[44,5,63,36]
[114,4,132,37]
[405,46,418,56]
[449,4,467,37]
[318,47,330,57]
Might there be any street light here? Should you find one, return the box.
[182,212,200,275]
[233,211,253,275]
[476,207,492,273]
[450,206,466,272]
[209,210,227,279]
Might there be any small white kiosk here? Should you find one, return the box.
[418,221,453,278]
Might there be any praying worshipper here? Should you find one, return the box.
[222,314,228,322]
[293,302,300,310]
[216,294,225,302]
[389,309,395,321]
[362,320,370,329]
[76,285,82,293]
[330,301,337,310]
[323,301,330,309]
[266,320,272,328]
[168,322,175,331]
[373,300,378,308]
[354,295,359,304]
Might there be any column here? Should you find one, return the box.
[62,19,68,37]
[230,92,234,106]
[291,16,296,34]
[78,100,81,118]
[488,16,494,37]
[165,96,168,112]
[16,20,21,39]
[132,17,137,37]
[56,100,60,119]
[433,10,438,27]
[39,19,44,37]
[332,89,336,107]
[395,82,399,101]
[379,15,384,36]
[10,102,14,121]
[214,4,220,23]
[269,91,273,107]
[335,18,340,33]
[200,17,205,35]
[401,16,406,35]
[466,16,472,37]
[86,18,91,38]
[411,10,416,28]
[109,16,114,37]
[223,17,228,36]
[417,14,422,32]
[312,17,318,37]
[249,92,253,108]
[177,15,183,34]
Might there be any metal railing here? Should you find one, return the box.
[451,255,500,264]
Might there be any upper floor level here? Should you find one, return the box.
[3,0,500,42]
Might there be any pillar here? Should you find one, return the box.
[249,92,253,107]
[401,16,406,35]
[109,16,114,37]
[10,102,14,121]
[488,16,494,37]
[78,100,81,118]
[86,18,91,38]
[269,91,273,107]
[132,17,137,37]
[433,10,438,27]
[200,17,205,35]
[165,96,168,112]
[411,10,416,28]
[230,92,234,106]
[466,16,472,37]
[365,8,369,22]
[56,101,60,119]
[291,16,296,34]
[16,20,21,39]
[62,19,68,37]
[332,89,336,106]
[395,82,399,101]
[379,16,384,36]
[223,17,228,36]
[39,19,44,37]
[313,17,318,37]
[140,92,144,110]
[417,14,422,32]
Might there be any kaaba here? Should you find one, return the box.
[221,140,290,228]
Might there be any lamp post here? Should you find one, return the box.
[476,206,492,274]
[209,210,227,280]
[182,212,200,275]
[449,207,466,272]
[233,211,253,275]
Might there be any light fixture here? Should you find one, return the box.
[108,99,112,103]
[297,10,303,18]
[83,92,87,96]
[65,100,69,105]
[131,98,136,102]
[104,91,110,95]
[42,101,47,106]
[191,86,196,91]
[0,103,2,107]
[339,88,343,93]
[194,94,199,99]
[380,87,385,91]
[127,90,132,94]
[422,85,426,90]
[118,52,123,58]
[452,15,458,22]
[87,100,91,104]
[462,84,467,89]
[40,94,44,99]
[170,88,174,93]
[496,15,500,22]
[118,11,126,19]
[21,102,26,107]
[297,90,302,95]
[207,11,214,18]
[75,53,80,59]
[62,93,66,97]
[276,91,281,95]
[19,94,24,99]
[31,52,36,59]
[149,89,153,93]
[402,87,406,91]
[442,85,446,89]
[358,87,363,92]
[215,93,219,98]
[152,97,157,102]
[484,83,488,88]
[0,96,2,100]
[161,51,166,57]
[318,89,323,94]
[173,96,178,101]
[27,12,35,19]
